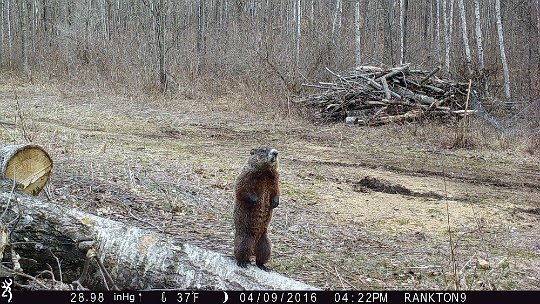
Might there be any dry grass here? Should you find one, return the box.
[0,80,539,290]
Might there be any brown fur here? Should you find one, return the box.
[233,147,280,270]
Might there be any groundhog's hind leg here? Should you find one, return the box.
[255,233,272,271]
[234,236,255,268]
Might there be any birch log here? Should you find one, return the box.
[0,188,316,290]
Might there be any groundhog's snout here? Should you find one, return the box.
[269,149,278,162]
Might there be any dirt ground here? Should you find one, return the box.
[0,82,539,290]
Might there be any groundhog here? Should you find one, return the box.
[233,147,280,271]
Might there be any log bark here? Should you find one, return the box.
[363,76,401,99]
[0,188,316,290]
[376,110,422,124]
[380,76,391,100]
[376,64,409,81]
[419,67,440,85]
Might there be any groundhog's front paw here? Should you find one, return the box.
[271,195,279,208]
[237,261,249,268]
[257,264,273,272]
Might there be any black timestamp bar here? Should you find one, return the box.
[1,290,538,304]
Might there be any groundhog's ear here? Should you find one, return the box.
[250,149,256,155]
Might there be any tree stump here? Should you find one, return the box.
[0,144,53,196]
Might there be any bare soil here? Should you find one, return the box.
[1,82,539,290]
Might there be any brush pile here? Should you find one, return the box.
[297,65,474,125]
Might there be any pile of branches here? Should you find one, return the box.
[297,65,474,125]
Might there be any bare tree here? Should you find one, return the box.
[6,0,10,66]
[0,0,3,64]
[142,0,167,86]
[447,0,455,72]
[535,0,540,67]
[0,0,536,103]
[101,0,109,40]
[384,0,395,65]
[331,0,342,44]
[19,0,29,72]
[473,0,485,71]
[457,0,472,75]
[295,0,301,70]
[197,0,206,75]
[310,0,314,23]
[495,0,511,103]
[31,0,36,55]
[473,0,488,96]
[399,0,408,64]
[443,0,450,72]
[355,0,361,65]
[435,0,441,66]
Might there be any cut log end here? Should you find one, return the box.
[1,144,53,196]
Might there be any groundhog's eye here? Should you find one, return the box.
[250,149,256,155]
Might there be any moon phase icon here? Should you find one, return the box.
[223,291,229,303]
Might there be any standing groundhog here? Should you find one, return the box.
[233,147,280,271]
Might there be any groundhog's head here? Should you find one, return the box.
[247,147,279,170]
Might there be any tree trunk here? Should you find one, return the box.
[473,0,484,71]
[196,0,205,75]
[6,0,11,66]
[442,0,449,72]
[101,0,109,40]
[457,0,472,76]
[310,0,314,23]
[0,0,3,65]
[354,0,361,66]
[158,0,167,86]
[295,0,301,70]
[20,0,29,72]
[435,0,441,66]
[443,0,455,73]
[399,0,408,65]
[31,0,36,56]
[0,189,317,290]
[537,0,540,73]
[384,0,394,65]
[331,0,341,44]
[494,0,511,104]
[473,0,488,96]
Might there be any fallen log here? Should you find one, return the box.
[392,86,439,106]
[0,187,316,290]
[346,110,423,126]
[375,64,409,81]
[419,67,440,85]
[376,110,423,124]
